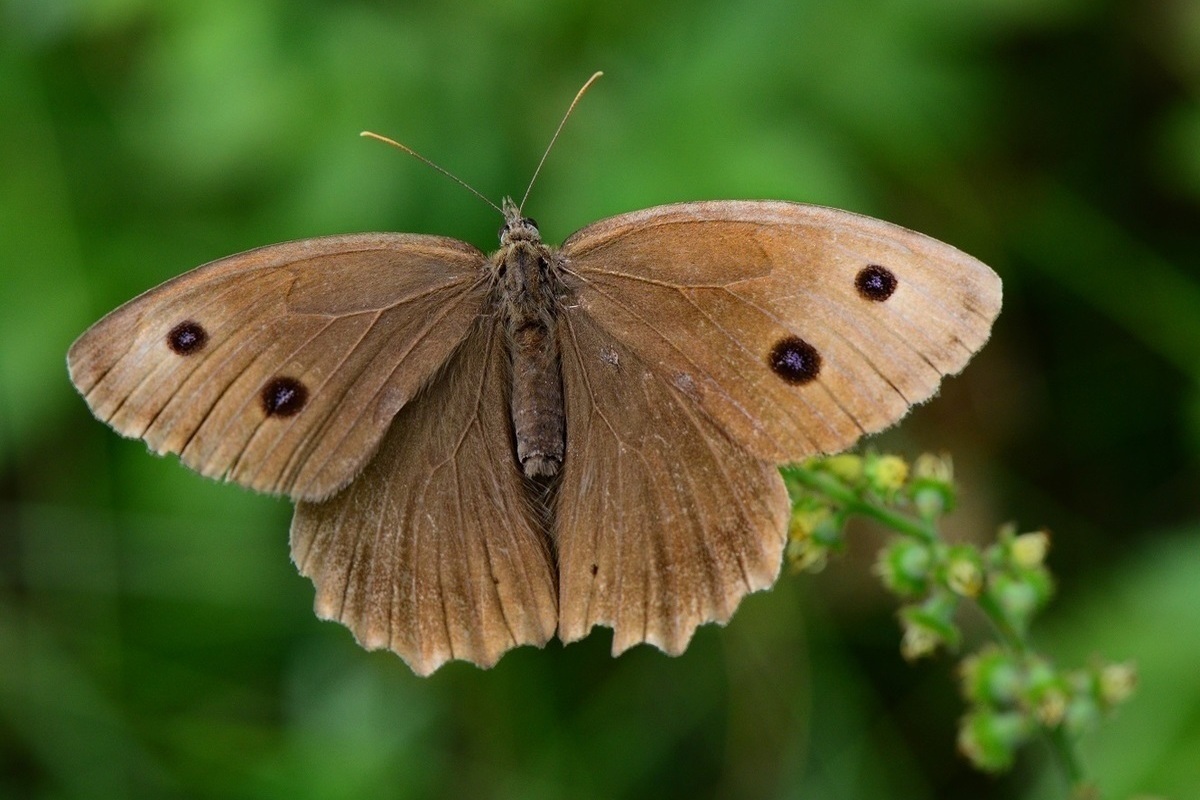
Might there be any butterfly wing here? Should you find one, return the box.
[559,200,1002,463]
[553,200,1000,652]
[289,319,558,675]
[555,311,789,654]
[67,234,487,501]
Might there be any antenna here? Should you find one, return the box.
[362,70,603,218]
[359,130,503,215]
[519,71,603,211]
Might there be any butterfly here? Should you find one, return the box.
[67,79,1001,676]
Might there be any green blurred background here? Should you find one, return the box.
[3,0,1199,797]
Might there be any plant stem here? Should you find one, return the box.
[789,465,937,544]
[1047,725,1088,796]
[974,591,1029,658]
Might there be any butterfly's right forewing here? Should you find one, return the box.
[559,201,1001,464]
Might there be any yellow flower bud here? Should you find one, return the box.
[945,555,984,598]
[866,454,909,493]
[1099,662,1137,707]
[788,505,830,542]
[901,622,941,661]
[786,537,828,573]
[1011,531,1050,568]
[822,453,864,484]
[913,452,953,482]
[1034,687,1068,727]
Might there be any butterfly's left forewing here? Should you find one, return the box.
[67,234,488,501]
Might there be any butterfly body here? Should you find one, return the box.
[493,198,568,478]
[69,198,1001,675]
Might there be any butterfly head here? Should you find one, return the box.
[499,197,541,244]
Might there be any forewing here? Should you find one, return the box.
[560,201,1002,462]
[67,234,487,501]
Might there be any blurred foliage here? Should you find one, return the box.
[1,0,1198,797]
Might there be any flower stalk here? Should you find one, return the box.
[782,453,1135,798]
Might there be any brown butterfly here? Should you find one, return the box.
[67,77,1001,675]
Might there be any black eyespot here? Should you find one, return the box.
[261,377,308,417]
[498,223,507,240]
[768,337,822,384]
[855,264,897,301]
[522,216,538,230]
[167,321,208,355]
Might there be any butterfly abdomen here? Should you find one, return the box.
[496,230,567,479]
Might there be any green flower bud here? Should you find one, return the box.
[957,710,1032,772]
[986,571,1051,634]
[960,645,1022,707]
[786,500,845,573]
[1025,660,1069,727]
[1019,563,1054,605]
[910,454,957,518]
[912,483,951,520]
[1063,692,1100,734]
[875,539,933,597]
[899,595,960,660]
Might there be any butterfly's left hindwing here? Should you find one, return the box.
[291,319,559,675]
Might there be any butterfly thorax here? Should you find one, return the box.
[493,198,567,479]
